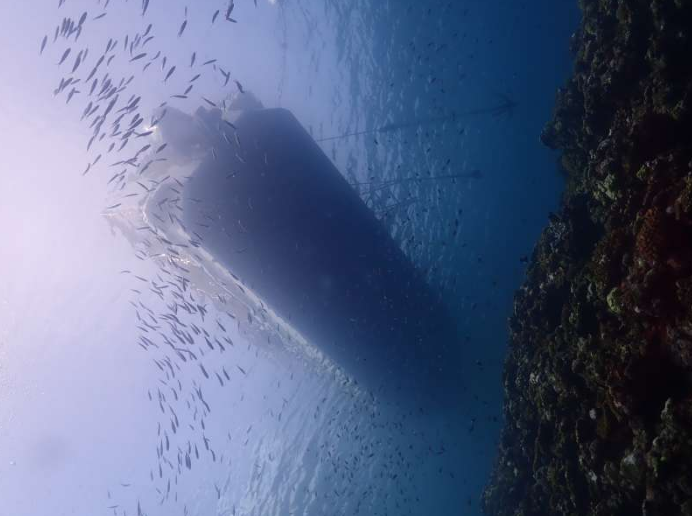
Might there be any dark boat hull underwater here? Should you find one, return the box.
[147,104,464,410]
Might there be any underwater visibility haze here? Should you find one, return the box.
[7,1,692,516]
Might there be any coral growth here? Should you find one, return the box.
[635,207,665,266]
[483,1,692,515]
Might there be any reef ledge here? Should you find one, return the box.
[482,1,692,515]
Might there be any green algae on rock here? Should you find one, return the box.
[483,1,692,515]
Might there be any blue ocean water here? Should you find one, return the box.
[0,1,580,515]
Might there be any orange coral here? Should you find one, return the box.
[636,207,665,265]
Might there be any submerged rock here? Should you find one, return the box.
[483,1,692,515]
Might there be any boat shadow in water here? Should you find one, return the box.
[141,105,470,412]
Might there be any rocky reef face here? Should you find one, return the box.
[482,1,692,515]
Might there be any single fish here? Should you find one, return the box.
[164,65,176,82]
[71,51,82,73]
[57,47,71,65]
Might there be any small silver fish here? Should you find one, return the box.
[164,66,176,82]
[58,47,71,65]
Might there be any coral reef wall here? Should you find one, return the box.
[482,1,692,515]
